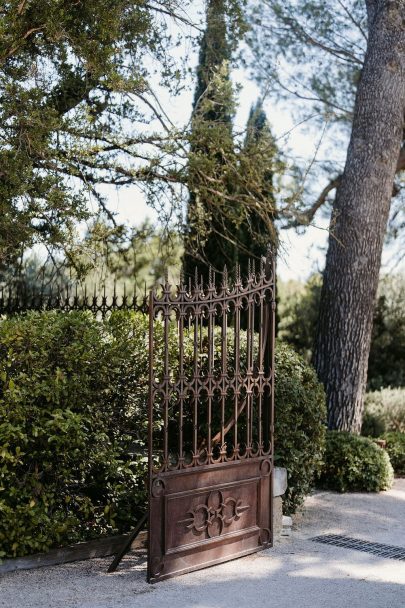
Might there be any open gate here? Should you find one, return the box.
[147,257,276,582]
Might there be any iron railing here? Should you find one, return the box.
[0,283,149,318]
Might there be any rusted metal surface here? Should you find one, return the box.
[148,256,276,583]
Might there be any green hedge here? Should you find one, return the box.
[0,310,326,558]
[382,432,405,476]
[274,342,326,514]
[362,388,405,437]
[0,311,149,559]
[318,431,394,492]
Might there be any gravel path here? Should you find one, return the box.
[1,478,404,608]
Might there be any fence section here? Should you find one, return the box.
[0,283,149,318]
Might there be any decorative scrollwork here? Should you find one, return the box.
[178,490,250,539]
[150,261,275,473]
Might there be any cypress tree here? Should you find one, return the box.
[183,3,277,284]
[237,100,277,275]
[183,0,237,282]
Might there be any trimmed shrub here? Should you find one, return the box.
[382,432,405,476]
[362,388,405,436]
[318,431,394,492]
[273,342,326,514]
[361,409,387,438]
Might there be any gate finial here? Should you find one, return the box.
[194,267,198,286]
[222,265,228,290]
[208,265,215,289]
[265,243,276,280]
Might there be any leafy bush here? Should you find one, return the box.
[318,431,394,492]
[273,342,326,514]
[0,311,148,559]
[361,410,387,438]
[277,274,322,363]
[368,274,405,390]
[362,388,405,437]
[382,432,405,476]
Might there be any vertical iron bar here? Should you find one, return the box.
[193,313,199,457]
[234,299,240,454]
[251,293,256,446]
[269,255,276,454]
[147,289,154,579]
[246,296,252,450]
[221,306,227,449]
[258,291,265,449]
[178,308,184,465]
[163,306,169,468]
[207,306,213,459]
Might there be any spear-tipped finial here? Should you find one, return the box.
[265,243,275,280]
[222,264,228,289]
[260,255,266,277]
[236,263,241,283]
[208,265,213,287]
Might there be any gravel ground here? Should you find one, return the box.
[1,478,404,608]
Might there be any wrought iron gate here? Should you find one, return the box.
[147,257,275,582]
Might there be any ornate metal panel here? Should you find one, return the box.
[148,258,276,583]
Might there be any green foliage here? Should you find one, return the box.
[74,219,184,289]
[361,409,387,439]
[368,275,405,390]
[277,274,322,362]
[0,0,201,269]
[0,311,148,559]
[318,431,394,493]
[363,388,405,436]
[273,342,326,514]
[278,273,405,389]
[183,1,277,281]
[382,433,405,476]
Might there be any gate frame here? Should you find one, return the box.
[147,254,276,583]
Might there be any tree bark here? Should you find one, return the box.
[314,0,405,432]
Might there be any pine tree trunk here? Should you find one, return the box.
[314,0,405,432]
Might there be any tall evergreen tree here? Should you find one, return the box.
[237,101,277,274]
[183,3,277,283]
[183,0,237,282]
